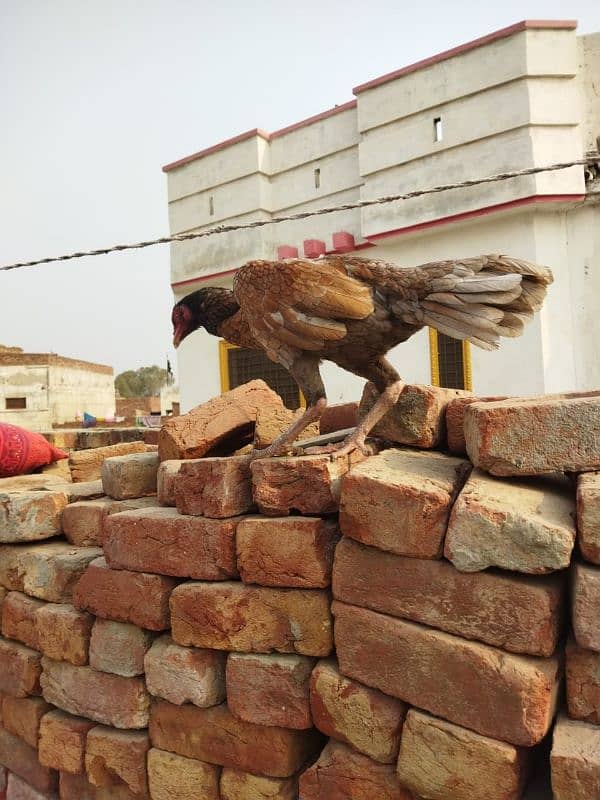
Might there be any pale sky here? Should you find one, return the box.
[1,0,598,378]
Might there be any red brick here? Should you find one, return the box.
[171,581,332,657]
[36,604,93,666]
[85,726,149,797]
[227,652,314,729]
[0,542,102,603]
[89,619,153,677]
[445,395,506,455]
[104,508,238,580]
[465,391,600,476]
[333,601,560,746]
[60,499,112,547]
[577,472,600,564]
[40,657,150,729]
[236,516,339,588]
[73,557,176,631]
[158,380,284,460]
[0,768,5,800]
[253,406,319,450]
[147,748,220,800]
[339,449,470,558]
[0,727,57,794]
[149,699,323,778]
[0,491,68,543]
[220,768,297,800]
[157,461,183,507]
[0,637,42,697]
[1,592,44,650]
[319,402,359,435]
[58,771,139,800]
[299,740,412,800]
[397,708,530,800]
[39,710,96,773]
[566,638,600,724]
[572,562,600,652]
[69,442,147,484]
[359,382,471,448]
[251,453,364,516]
[309,658,405,763]
[144,635,225,707]
[174,457,253,518]
[5,772,57,800]
[551,714,600,800]
[333,538,564,657]
[101,452,158,500]
[3,695,52,747]
[445,469,575,573]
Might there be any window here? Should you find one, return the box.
[433,116,443,142]
[209,196,214,216]
[219,342,303,409]
[5,397,26,410]
[429,329,472,390]
[314,168,321,189]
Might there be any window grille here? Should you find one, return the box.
[219,342,303,409]
[429,328,472,390]
[5,397,27,410]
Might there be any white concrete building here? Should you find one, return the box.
[164,20,600,412]
[0,348,115,431]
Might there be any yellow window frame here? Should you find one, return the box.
[218,340,306,407]
[428,328,472,391]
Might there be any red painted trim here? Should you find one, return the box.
[277,245,299,258]
[162,129,270,173]
[270,100,357,139]
[353,20,578,94]
[365,194,586,241]
[304,239,327,258]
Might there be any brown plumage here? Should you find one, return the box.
[172,254,553,458]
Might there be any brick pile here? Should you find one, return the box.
[0,381,598,799]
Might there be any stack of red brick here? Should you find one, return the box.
[0,380,598,799]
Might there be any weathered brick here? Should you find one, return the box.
[0,727,57,794]
[5,772,57,800]
[309,658,405,763]
[577,472,600,564]
[62,480,104,502]
[333,538,564,657]
[36,603,93,666]
[157,461,183,507]
[333,601,560,746]
[0,491,68,543]
[60,499,113,547]
[1,592,44,650]
[101,452,158,500]
[445,395,506,455]
[236,516,339,588]
[566,638,600,724]
[171,581,332,657]
[465,391,600,476]
[40,657,150,729]
[397,708,529,800]
[158,380,284,460]
[107,497,158,514]
[220,768,297,800]
[85,726,149,797]
[147,748,220,800]
[59,770,139,799]
[149,699,323,778]
[551,714,600,800]
[69,442,147,484]
[104,508,238,580]
[39,709,96,773]
[299,740,411,800]
[144,634,225,707]
[319,402,359,435]
[73,557,176,631]
[339,449,470,558]
[359,381,470,448]
[251,453,364,516]
[174,457,254,518]
[227,652,314,729]
[3,695,52,747]
[445,469,575,573]
[89,619,153,677]
[0,636,42,697]
[253,405,319,449]
[0,542,102,602]
[572,562,600,652]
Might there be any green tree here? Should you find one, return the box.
[115,366,168,397]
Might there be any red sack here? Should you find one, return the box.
[0,423,68,478]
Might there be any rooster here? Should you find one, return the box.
[172,255,553,458]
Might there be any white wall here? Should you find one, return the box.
[0,364,50,429]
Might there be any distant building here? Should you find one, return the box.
[0,347,115,431]
[163,20,600,411]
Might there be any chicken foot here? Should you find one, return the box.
[248,397,328,460]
